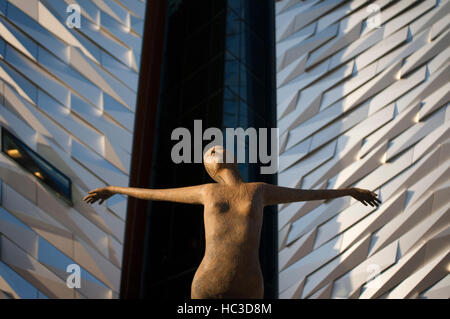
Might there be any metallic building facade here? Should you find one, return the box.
[276,0,449,298]
[0,0,147,298]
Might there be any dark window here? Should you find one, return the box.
[1,127,72,205]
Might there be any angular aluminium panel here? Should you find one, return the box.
[276,0,450,299]
[0,0,147,298]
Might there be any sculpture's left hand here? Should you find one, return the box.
[349,188,381,207]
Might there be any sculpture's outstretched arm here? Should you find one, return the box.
[260,183,381,207]
[83,185,206,205]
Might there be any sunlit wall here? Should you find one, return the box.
[0,0,147,298]
[276,0,449,299]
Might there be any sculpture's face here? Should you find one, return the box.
[203,145,237,181]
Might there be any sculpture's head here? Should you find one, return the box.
[203,145,240,183]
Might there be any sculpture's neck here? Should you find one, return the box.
[217,168,243,186]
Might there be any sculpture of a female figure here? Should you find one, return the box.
[83,146,380,298]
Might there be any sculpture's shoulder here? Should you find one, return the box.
[247,181,266,189]
[202,183,218,195]
[244,182,266,193]
[244,182,266,202]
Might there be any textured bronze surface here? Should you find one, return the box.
[83,146,380,299]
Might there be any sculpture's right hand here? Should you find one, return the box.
[83,186,114,205]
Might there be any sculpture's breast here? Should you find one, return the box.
[213,200,230,214]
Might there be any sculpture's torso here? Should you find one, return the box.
[191,182,265,299]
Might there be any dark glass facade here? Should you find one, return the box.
[222,1,278,298]
[123,0,277,299]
